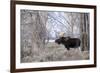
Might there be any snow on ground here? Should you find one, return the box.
[21,42,89,63]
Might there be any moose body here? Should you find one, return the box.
[55,37,81,50]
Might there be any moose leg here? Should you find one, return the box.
[64,45,70,50]
[67,48,70,50]
[64,45,73,56]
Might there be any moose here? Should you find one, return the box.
[55,36,81,50]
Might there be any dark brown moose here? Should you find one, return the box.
[55,37,81,50]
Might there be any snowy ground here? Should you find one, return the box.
[21,42,89,63]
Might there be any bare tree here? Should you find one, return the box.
[21,10,48,59]
[30,11,48,56]
[80,13,89,51]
